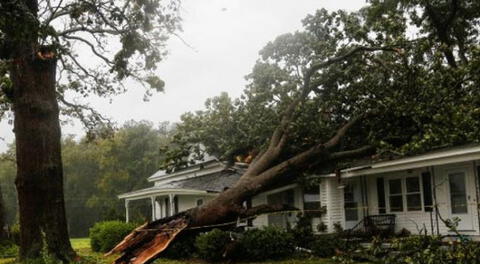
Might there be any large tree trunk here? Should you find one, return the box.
[10,50,75,261]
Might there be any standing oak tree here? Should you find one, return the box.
[0,0,180,262]
[111,1,480,263]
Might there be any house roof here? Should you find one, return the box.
[119,166,244,200]
[318,143,480,178]
[147,158,220,182]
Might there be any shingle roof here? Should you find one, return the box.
[161,167,244,193]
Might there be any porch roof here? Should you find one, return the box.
[118,187,214,200]
[118,166,244,200]
[318,144,480,178]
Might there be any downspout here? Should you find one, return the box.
[430,166,440,235]
[473,161,480,235]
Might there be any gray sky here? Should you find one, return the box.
[0,0,366,152]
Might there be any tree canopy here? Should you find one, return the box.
[0,120,174,237]
[0,0,181,133]
[164,0,480,173]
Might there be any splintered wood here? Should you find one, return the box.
[107,218,189,264]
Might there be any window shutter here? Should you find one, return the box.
[422,171,433,212]
[376,177,386,214]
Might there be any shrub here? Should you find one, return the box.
[162,231,197,259]
[316,221,328,233]
[239,226,295,261]
[89,221,136,252]
[289,214,315,249]
[195,229,231,262]
[311,234,339,258]
[0,240,18,258]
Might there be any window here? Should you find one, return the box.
[406,177,422,211]
[303,186,321,217]
[449,172,468,214]
[344,184,358,221]
[389,179,403,212]
[267,189,295,228]
[387,176,423,213]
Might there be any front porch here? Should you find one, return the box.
[119,188,216,222]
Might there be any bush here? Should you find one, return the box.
[89,221,136,252]
[311,234,340,258]
[162,231,197,259]
[239,226,295,261]
[195,229,231,262]
[289,214,316,249]
[0,240,18,258]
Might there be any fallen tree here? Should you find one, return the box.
[108,45,390,264]
[110,1,480,263]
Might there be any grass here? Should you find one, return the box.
[0,238,335,264]
[70,238,90,250]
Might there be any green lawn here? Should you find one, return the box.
[70,238,91,250]
[0,238,335,264]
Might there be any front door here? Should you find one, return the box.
[447,169,474,231]
[344,179,362,229]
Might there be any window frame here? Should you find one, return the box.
[385,174,424,213]
[303,185,321,217]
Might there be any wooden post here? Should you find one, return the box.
[169,194,175,216]
[125,200,130,223]
[151,197,156,221]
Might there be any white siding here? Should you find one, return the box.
[361,161,480,236]
[323,178,344,232]
[177,195,214,213]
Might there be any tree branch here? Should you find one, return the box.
[62,35,114,65]
[246,46,394,176]
[240,204,299,219]
[329,145,375,160]
[324,115,363,149]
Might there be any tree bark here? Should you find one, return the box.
[10,51,75,261]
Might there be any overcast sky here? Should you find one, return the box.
[0,0,366,153]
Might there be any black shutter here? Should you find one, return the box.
[377,177,386,214]
[422,171,433,212]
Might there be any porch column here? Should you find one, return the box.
[125,200,130,223]
[151,196,156,221]
[169,194,175,216]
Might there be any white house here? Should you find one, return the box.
[118,157,320,229]
[317,144,480,236]
[118,144,480,237]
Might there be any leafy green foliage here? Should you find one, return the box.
[239,226,295,261]
[0,150,16,228]
[311,234,344,258]
[0,240,18,258]
[0,0,181,132]
[194,229,231,262]
[289,214,316,249]
[162,2,480,173]
[0,120,174,238]
[89,221,136,253]
[161,232,196,259]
